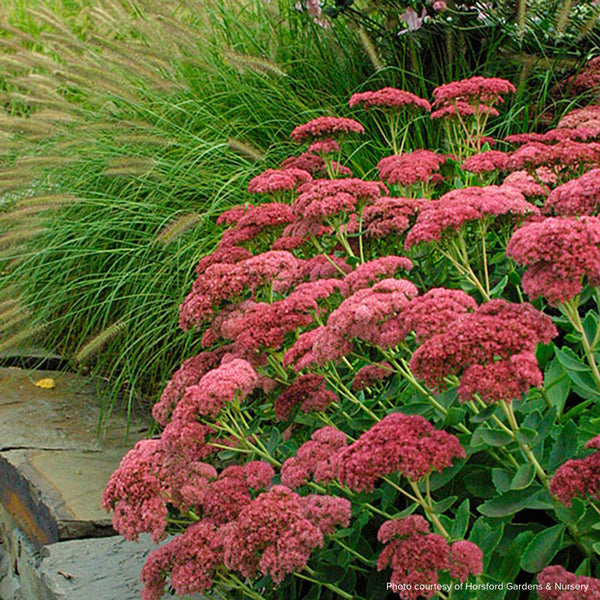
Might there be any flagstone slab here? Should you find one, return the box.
[0,367,147,546]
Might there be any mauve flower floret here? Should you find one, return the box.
[292,178,387,220]
[410,299,557,402]
[360,196,423,238]
[507,216,600,305]
[337,413,465,492]
[141,520,224,600]
[307,138,340,154]
[103,439,169,543]
[506,140,600,173]
[378,150,448,186]
[153,348,227,426]
[172,358,260,419]
[281,426,347,488]
[274,374,337,421]
[400,288,478,342]
[537,566,600,600]
[223,485,324,583]
[349,87,431,111]
[327,278,419,348]
[352,362,393,390]
[461,150,509,173]
[543,168,600,216]
[448,541,484,581]
[342,256,414,297]
[558,105,600,130]
[432,76,516,106]
[377,516,480,600]
[405,185,537,249]
[300,494,351,534]
[247,168,312,194]
[550,441,600,506]
[290,116,365,142]
[502,170,550,198]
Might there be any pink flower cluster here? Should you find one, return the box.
[377,516,482,600]
[507,216,600,305]
[558,105,600,130]
[378,150,448,186]
[349,87,431,111]
[537,566,600,600]
[506,140,600,175]
[141,520,224,600]
[359,196,423,238]
[273,373,337,421]
[291,177,386,221]
[410,299,557,403]
[431,76,515,119]
[341,256,413,296]
[179,250,301,328]
[461,150,509,174]
[290,116,365,142]
[352,362,393,390]
[281,426,348,488]
[543,168,600,216]
[550,434,600,506]
[218,202,296,247]
[336,413,465,491]
[223,485,350,583]
[326,278,419,348]
[102,439,170,543]
[405,185,537,248]
[247,167,312,194]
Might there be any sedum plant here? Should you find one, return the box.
[103,77,600,600]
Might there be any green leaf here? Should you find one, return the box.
[489,275,508,298]
[480,428,514,447]
[548,421,578,470]
[451,499,470,540]
[470,404,499,424]
[521,524,565,572]
[469,518,504,570]
[555,346,590,372]
[583,311,599,351]
[492,468,511,493]
[516,428,537,446]
[432,496,457,514]
[510,464,536,490]
[544,358,570,414]
[478,488,551,517]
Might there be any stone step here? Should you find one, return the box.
[0,367,153,600]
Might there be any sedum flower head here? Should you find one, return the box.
[290,116,365,142]
[349,87,431,111]
[336,413,465,492]
[377,516,482,600]
[507,216,600,305]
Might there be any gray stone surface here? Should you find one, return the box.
[39,535,158,600]
[0,367,147,546]
[0,367,156,600]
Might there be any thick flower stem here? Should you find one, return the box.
[407,479,451,540]
[387,355,472,436]
[479,221,491,297]
[298,567,354,599]
[327,365,380,421]
[500,400,549,489]
[440,244,490,302]
[561,297,600,390]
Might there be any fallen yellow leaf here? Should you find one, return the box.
[35,378,55,389]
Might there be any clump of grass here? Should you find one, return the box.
[0,0,379,414]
